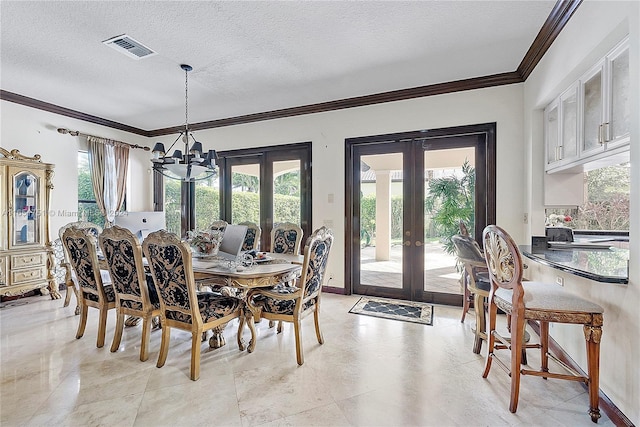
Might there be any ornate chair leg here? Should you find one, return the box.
[110,312,125,353]
[76,303,88,339]
[293,319,304,365]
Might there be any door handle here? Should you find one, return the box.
[404,241,411,247]
[415,241,422,247]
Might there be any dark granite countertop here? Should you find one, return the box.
[520,245,629,284]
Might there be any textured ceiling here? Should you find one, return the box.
[0,1,556,131]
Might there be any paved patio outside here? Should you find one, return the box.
[359,241,462,295]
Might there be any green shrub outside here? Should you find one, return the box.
[164,182,300,234]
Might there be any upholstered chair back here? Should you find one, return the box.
[238,221,261,251]
[99,225,152,312]
[143,230,201,326]
[209,220,228,234]
[62,227,113,304]
[271,222,303,254]
[300,227,333,300]
[452,234,485,264]
[59,221,103,264]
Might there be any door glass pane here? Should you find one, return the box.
[424,147,476,295]
[13,172,39,245]
[546,105,558,163]
[164,178,181,235]
[561,90,577,159]
[359,153,403,289]
[273,160,301,226]
[195,173,221,230]
[610,48,629,140]
[231,164,260,224]
[583,70,602,151]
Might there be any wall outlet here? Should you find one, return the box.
[555,276,564,286]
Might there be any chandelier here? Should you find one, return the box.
[151,64,217,181]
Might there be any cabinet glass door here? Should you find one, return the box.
[545,103,559,166]
[609,47,629,142]
[12,172,39,246]
[560,86,578,160]
[582,66,603,153]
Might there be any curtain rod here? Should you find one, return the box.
[57,127,150,151]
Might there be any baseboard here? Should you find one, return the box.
[527,320,634,427]
[322,286,346,295]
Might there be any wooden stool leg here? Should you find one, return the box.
[472,291,485,354]
[584,323,602,423]
[461,274,470,323]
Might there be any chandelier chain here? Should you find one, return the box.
[184,67,189,133]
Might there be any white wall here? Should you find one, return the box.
[0,101,153,238]
[523,1,639,422]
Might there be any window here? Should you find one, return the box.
[156,143,311,248]
[77,151,104,225]
[78,151,126,226]
[546,162,630,231]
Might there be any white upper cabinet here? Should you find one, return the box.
[546,36,629,173]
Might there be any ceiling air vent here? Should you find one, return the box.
[102,34,157,60]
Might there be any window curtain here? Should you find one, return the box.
[87,136,129,225]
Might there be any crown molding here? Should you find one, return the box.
[517,0,583,80]
[0,90,150,136]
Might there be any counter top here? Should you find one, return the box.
[520,245,629,284]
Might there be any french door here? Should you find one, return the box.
[217,143,312,251]
[346,124,495,305]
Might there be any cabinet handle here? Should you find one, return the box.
[598,124,604,144]
[603,122,610,143]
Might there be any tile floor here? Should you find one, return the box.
[1,292,613,426]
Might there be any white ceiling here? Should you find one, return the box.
[1,1,556,132]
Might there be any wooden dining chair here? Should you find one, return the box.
[481,225,604,423]
[142,230,254,381]
[58,221,104,314]
[61,227,115,348]
[239,221,261,251]
[99,225,161,361]
[268,222,304,331]
[247,226,333,365]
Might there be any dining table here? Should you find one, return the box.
[191,252,304,350]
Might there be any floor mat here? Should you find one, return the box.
[349,296,433,325]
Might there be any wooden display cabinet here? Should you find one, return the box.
[0,147,59,299]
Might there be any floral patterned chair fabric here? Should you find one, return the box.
[61,227,115,348]
[247,226,333,365]
[239,221,261,251]
[58,221,104,314]
[142,229,254,381]
[208,220,228,234]
[99,225,161,361]
[270,222,303,255]
[481,225,604,423]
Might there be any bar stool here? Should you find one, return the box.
[482,225,604,423]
